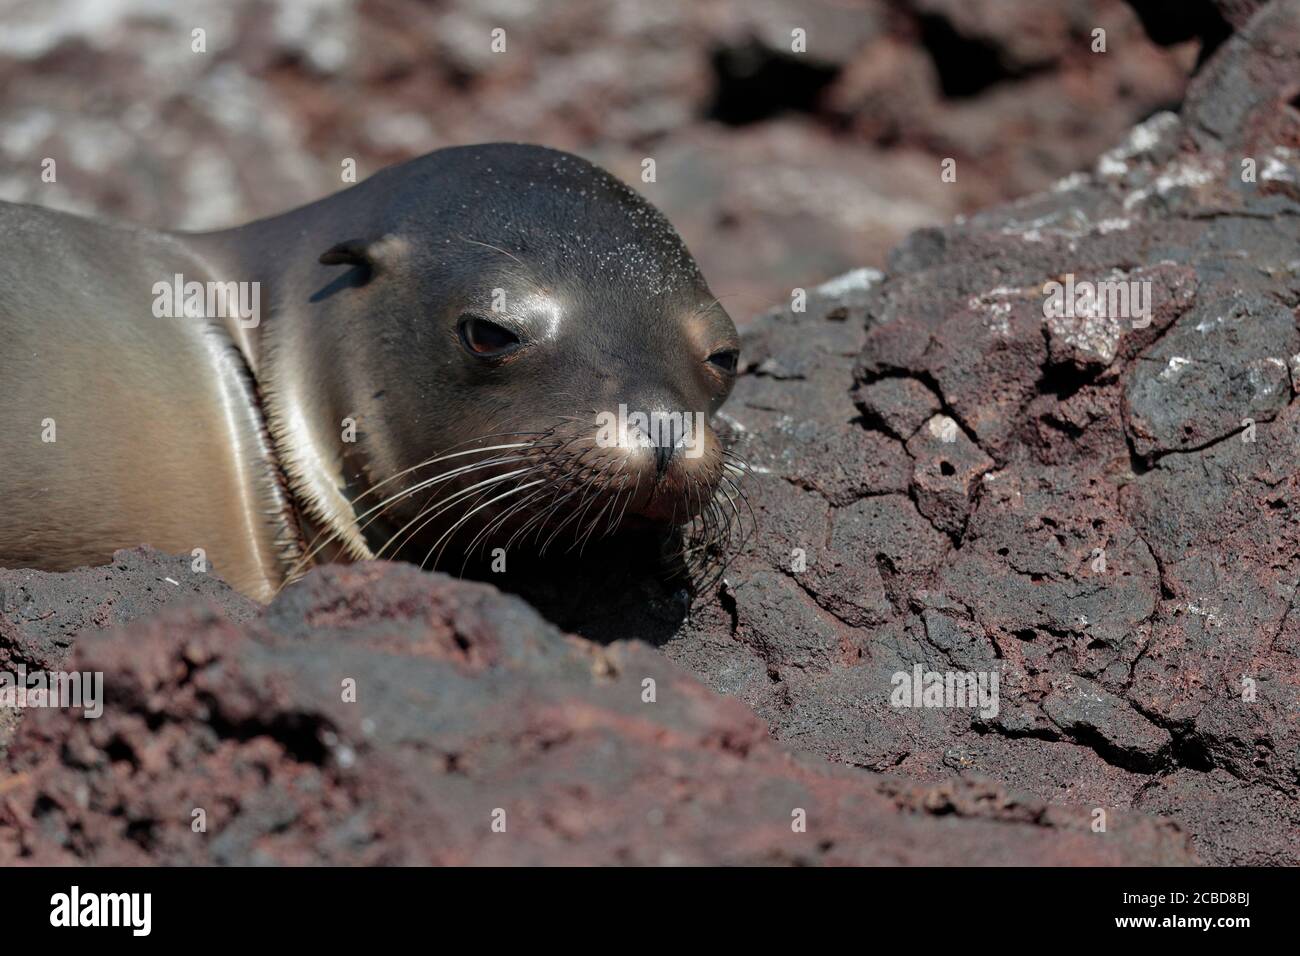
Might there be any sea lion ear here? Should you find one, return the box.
[319,239,375,269]
[318,235,407,280]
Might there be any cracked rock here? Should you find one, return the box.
[1041,677,1173,770]
[1,0,1294,869]
[650,0,1300,865]
[1123,293,1299,458]
[853,376,942,439]
[0,558,1195,866]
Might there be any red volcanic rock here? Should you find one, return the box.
[0,0,1194,314]
[0,559,1193,865]
[0,547,257,673]
[644,0,1300,866]
[0,547,258,754]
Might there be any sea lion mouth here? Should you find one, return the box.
[295,418,752,582]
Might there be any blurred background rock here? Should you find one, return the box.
[0,0,1200,322]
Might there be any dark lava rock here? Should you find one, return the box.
[0,0,1195,314]
[0,548,258,754]
[0,547,257,673]
[906,415,994,537]
[0,559,1193,866]
[1123,293,1297,458]
[854,376,942,440]
[1041,677,1173,770]
[646,0,1300,866]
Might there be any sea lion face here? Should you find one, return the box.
[316,145,743,568]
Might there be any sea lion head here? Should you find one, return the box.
[301,144,743,574]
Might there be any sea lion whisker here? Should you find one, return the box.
[496,489,559,556]
[599,469,638,540]
[347,435,548,506]
[537,486,587,557]
[376,465,542,560]
[426,478,549,571]
[568,457,624,553]
[548,454,619,555]
[718,474,756,551]
[293,441,539,561]
[572,467,625,555]
[459,485,553,572]
[292,452,534,572]
[353,447,540,522]
[502,485,567,552]
[457,235,526,267]
[353,452,532,534]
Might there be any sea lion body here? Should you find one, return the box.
[0,145,741,601]
[0,204,294,598]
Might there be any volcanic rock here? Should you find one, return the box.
[0,559,1194,865]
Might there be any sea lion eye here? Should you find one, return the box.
[458,315,521,357]
[707,349,739,374]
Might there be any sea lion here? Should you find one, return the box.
[0,143,744,602]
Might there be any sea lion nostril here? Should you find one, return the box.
[654,443,674,477]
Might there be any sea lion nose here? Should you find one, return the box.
[634,411,707,481]
[628,408,689,477]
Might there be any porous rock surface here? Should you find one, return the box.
[0,557,1193,865]
[647,0,1300,866]
[0,0,1195,312]
[0,549,259,756]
